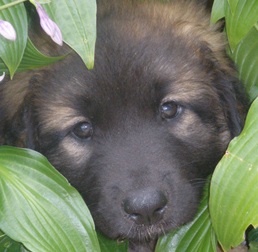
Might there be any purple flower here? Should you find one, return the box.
[0,20,16,41]
[35,2,63,46]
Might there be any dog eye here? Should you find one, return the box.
[159,101,181,119]
[72,122,93,140]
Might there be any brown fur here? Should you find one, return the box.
[0,1,248,251]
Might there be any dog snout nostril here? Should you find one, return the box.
[123,189,167,225]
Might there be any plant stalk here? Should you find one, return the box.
[0,0,27,11]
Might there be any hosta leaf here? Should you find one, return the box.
[0,0,27,77]
[97,232,128,252]
[0,230,29,252]
[229,27,258,102]
[0,39,66,73]
[225,0,258,51]
[210,0,225,24]
[248,227,258,252]
[227,0,239,14]
[18,38,66,72]
[0,59,5,73]
[43,0,96,69]
[211,1,258,55]
[209,98,258,251]
[0,146,100,252]
[156,183,217,252]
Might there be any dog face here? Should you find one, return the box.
[0,1,247,250]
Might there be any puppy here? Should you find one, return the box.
[0,0,248,251]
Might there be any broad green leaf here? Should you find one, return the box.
[209,98,258,251]
[247,228,258,252]
[0,59,6,73]
[227,0,239,14]
[211,0,225,23]
[0,39,66,73]
[0,230,29,252]
[0,146,100,252]
[225,0,258,51]
[97,232,128,252]
[18,38,66,72]
[156,183,217,252]
[0,0,27,77]
[43,0,96,69]
[248,227,258,252]
[229,27,258,102]
[211,1,258,101]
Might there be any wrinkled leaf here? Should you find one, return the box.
[210,98,258,251]
[248,227,258,252]
[225,0,258,51]
[18,38,66,72]
[97,232,128,252]
[210,0,225,23]
[156,183,217,252]
[229,27,258,102]
[211,1,258,102]
[0,39,66,73]
[0,0,27,77]
[0,59,6,73]
[0,146,100,252]
[211,0,258,55]
[227,0,239,14]
[43,0,96,69]
[0,230,29,252]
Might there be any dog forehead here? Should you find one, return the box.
[37,75,216,137]
[35,16,219,132]
[37,43,216,127]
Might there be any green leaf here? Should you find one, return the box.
[0,59,6,73]
[18,38,66,72]
[0,39,66,73]
[211,0,225,23]
[225,0,258,51]
[211,1,258,101]
[229,27,258,102]
[0,0,27,77]
[227,0,239,14]
[97,232,128,252]
[156,183,217,252]
[0,146,100,252]
[43,0,96,69]
[248,227,258,252]
[209,97,258,251]
[0,230,29,252]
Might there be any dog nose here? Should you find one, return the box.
[123,189,167,225]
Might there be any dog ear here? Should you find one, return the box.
[0,71,39,149]
[218,75,248,138]
[2,95,36,149]
[183,40,248,139]
[197,41,249,138]
[172,15,249,137]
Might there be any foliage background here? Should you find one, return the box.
[0,0,258,251]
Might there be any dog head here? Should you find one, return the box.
[0,1,248,250]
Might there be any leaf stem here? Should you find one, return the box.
[0,0,27,11]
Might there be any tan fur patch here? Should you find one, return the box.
[60,137,92,166]
[0,72,32,119]
[104,0,233,76]
[38,106,87,133]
